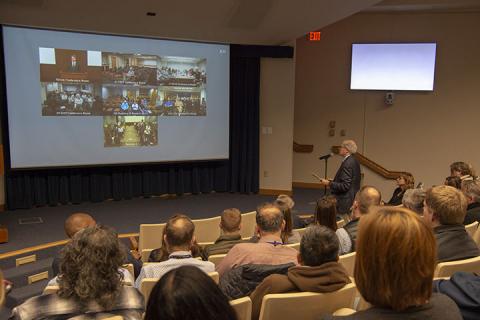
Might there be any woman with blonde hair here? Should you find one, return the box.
[387,173,415,206]
[329,207,462,319]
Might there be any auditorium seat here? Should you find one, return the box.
[240,211,257,239]
[141,249,154,262]
[43,285,59,294]
[138,223,165,252]
[339,252,356,277]
[140,272,219,305]
[293,228,306,237]
[333,308,357,316]
[230,296,252,320]
[434,256,480,277]
[208,253,227,267]
[192,216,221,243]
[122,264,134,283]
[258,283,356,320]
[286,243,300,251]
[473,225,480,247]
[465,221,479,238]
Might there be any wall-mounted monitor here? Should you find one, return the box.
[350,43,437,91]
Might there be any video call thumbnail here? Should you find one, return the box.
[104,116,158,147]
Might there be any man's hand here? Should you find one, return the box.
[319,178,331,186]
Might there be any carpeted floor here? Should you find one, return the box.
[0,188,323,253]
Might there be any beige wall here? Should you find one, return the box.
[293,11,480,198]
[259,58,295,192]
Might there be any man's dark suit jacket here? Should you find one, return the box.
[330,155,361,214]
[434,224,480,263]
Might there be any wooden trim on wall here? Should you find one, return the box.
[259,189,292,196]
[0,232,139,260]
[331,146,411,180]
[293,141,313,153]
[292,182,324,189]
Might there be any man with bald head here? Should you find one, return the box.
[216,203,298,277]
[53,213,141,278]
[336,186,382,253]
[134,214,214,288]
[64,213,96,238]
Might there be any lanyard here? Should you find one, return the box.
[266,241,283,246]
[169,254,193,259]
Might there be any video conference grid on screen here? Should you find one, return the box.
[40,49,207,117]
[3,27,230,168]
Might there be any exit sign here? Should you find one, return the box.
[308,32,321,41]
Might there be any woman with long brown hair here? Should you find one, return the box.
[329,207,462,319]
[313,196,350,255]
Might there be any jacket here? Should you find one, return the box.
[330,155,361,214]
[434,224,480,262]
[219,262,295,300]
[433,272,480,320]
[250,262,351,320]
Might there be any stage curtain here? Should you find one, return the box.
[2,43,264,209]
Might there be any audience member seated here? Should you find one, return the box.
[433,272,480,320]
[335,186,381,253]
[52,213,141,278]
[216,203,298,277]
[202,208,247,259]
[148,227,203,262]
[327,207,462,320]
[401,188,426,215]
[423,185,480,262]
[144,266,236,320]
[314,195,349,255]
[250,225,351,320]
[274,195,301,244]
[11,226,144,319]
[135,214,214,288]
[461,180,480,225]
[450,161,478,182]
[445,176,462,189]
[387,173,414,206]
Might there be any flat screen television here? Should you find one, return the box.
[350,43,437,91]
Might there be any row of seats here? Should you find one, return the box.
[137,211,346,262]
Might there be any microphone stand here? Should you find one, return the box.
[323,157,328,196]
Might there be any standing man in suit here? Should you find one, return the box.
[319,140,361,214]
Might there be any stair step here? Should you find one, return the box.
[0,245,63,270]
[3,257,54,288]
[5,279,49,310]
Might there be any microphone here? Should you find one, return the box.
[319,153,333,160]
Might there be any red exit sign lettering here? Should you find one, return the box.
[308,32,321,41]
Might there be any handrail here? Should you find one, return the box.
[293,141,313,153]
[331,146,411,179]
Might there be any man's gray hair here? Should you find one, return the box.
[342,140,358,154]
[256,203,284,233]
[462,180,480,202]
[402,189,426,215]
[300,225,339,266]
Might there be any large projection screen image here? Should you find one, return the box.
[3,26,229,168]
[350,43,437,91]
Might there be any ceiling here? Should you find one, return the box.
[0,0,479,45]
[0,0,382,45]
